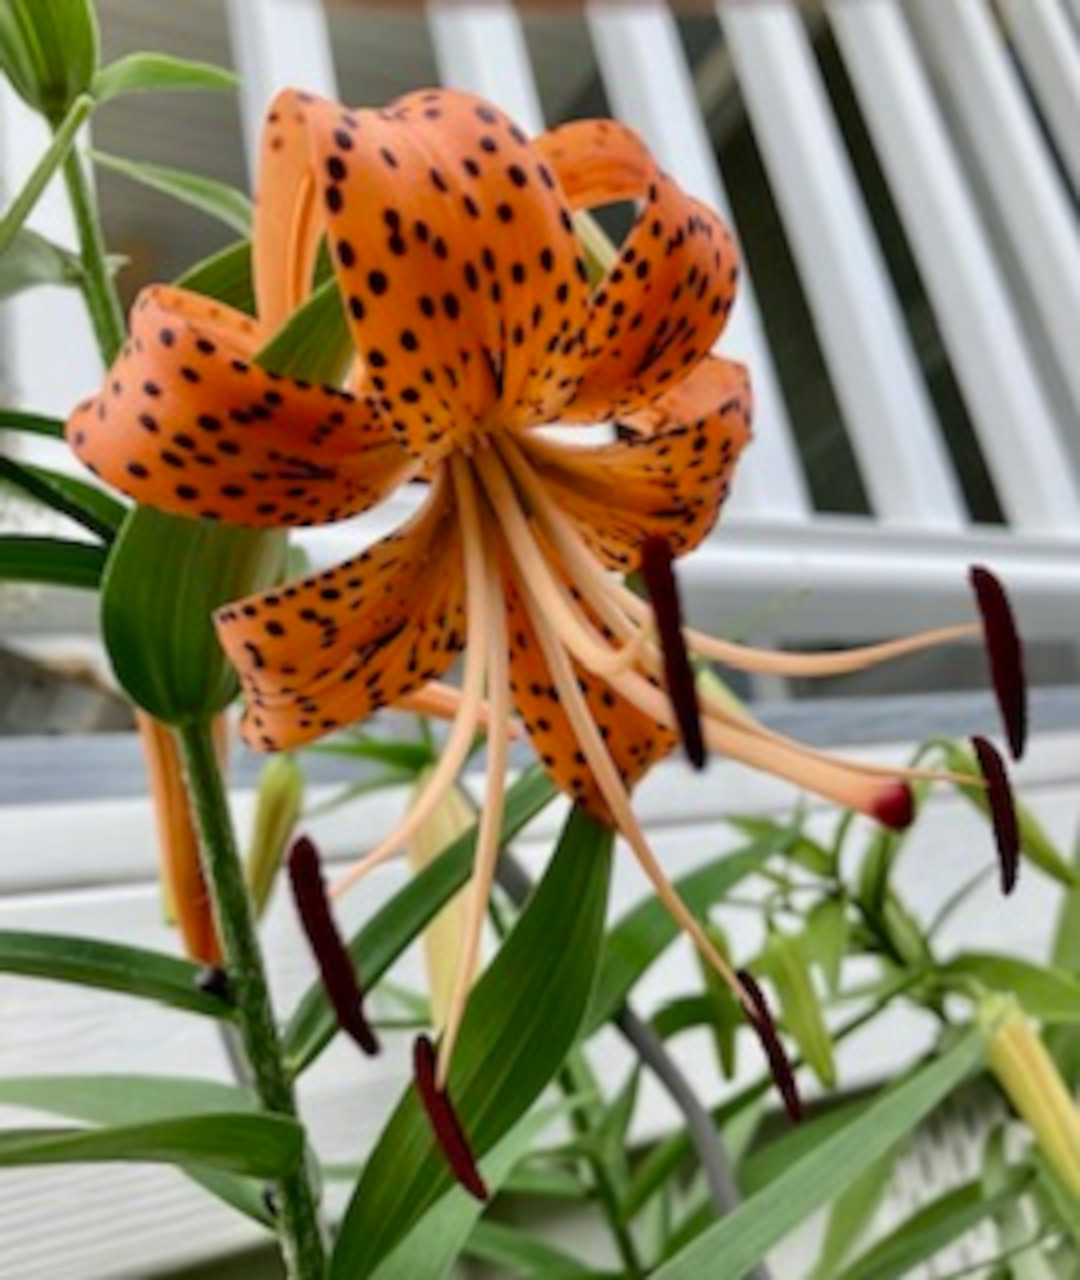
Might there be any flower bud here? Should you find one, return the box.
[406,766,475,1031]
[0,0,98,123]
[982,996,1080,1199]
[245,753,304,917]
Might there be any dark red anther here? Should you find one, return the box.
[737,968,802,1123]
[970,566,1027,761]
[872,782,915,832]
[288,836,379,1055]
[971,736,1020,895]
[413,1035,488,1201]
[639,535,705,769]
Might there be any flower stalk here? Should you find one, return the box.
[178,720,326,1279]
[61,142,124,363]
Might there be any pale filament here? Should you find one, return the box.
[501,435,978,790]
[511,435,981,680]
[330,458,491,900]
[517,564,754,1018]
[398,682,524,739]
[473,447,645,679]
[436,486,511,1088]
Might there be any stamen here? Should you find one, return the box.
[330,465,492,901]
[474,447,644,678]
[737,968,802,1123]
[639,535,705,769]
[436,468,512,1088]
[971,735,1020,895]
[413,1034,488,1201]
[970,565,1027,760]
[288,835,378,1055]
[518,575,750,1013]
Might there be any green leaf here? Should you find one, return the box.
[0,0,97,121]
[584,839,776,1035]
[175,238,254,314]
[739,1095,874,1197]
[370,1105,563,1280]
[101,505,286,723]
[0,1113,302,1178]
[0,226,81,297]
[805,894,849,994]
[0,455,125,540]
[939,953,1080,1023]
[0,929,235,1019]
[839,1171,1027,1280]
[92,149,252,236]
[0,534,105,588]
[329,806,613,1280]
[256,276,352,384]
[651,1028,986,1280]
[462,1220,586,1277]
[282,767,558,1076]
[759,930,835,1088]
[93,52,237,104]
[0,409,65,438]
[310,734,435,773]
[812,1148,898,1278]
[0,1074,255,1125]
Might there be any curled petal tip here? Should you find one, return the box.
[288,835,380,1055]
[970,565,1027,761]
[639,535,706,770]
[971,736,1020,895]
[872,782,915,832]
[737,968,802,1123]
[413,1036,488,1201]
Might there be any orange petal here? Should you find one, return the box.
[216,476,466,750]
[254,89,328,332]
[523,357,751,572]
[503,566,673,823]
[66,285,414,527]
[534,118,740,422]
[286,87,590,457]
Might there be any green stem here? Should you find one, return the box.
[61,143,124,362]
[0,92,93,256]
[178,720,326,1280]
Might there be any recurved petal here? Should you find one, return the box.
[254,88,329,331]
[503,568,673,823]
[293,87,591,455]
[216,476,466,751]
[523,356,751,572]
[534,118,740,422]
[66,285,415,528]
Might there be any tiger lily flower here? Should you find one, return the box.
[68,87,1004,1088]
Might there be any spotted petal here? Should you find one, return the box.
[503,566,673,823]
[66,285,415,528]
[276,87,592,459]
[216,476,465,751]
[523,356,751,572]
[534,118,740,423]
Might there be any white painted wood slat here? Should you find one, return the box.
[224,0,339,174]
[998,0,1080,194]
[718,3,968,530]
[910,0,1080,421]
[827,0,1080,535]
[585,2,811,522]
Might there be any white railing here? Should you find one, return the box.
[3,0,1079,647]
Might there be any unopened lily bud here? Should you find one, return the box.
[0,0,97,123]
[982,996,1080,1200]
[406,767,475,1032]
[136,710,221,967]
[245,753,304,917]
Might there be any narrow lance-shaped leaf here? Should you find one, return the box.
[328,805,613,1279]
[0,535,106,589]
[650,1027,986,1280]
[0,227,81,298]
[759,930,835,1090]
[92,149,252,237]
[0,455,125,540]
[92,52,237,104]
